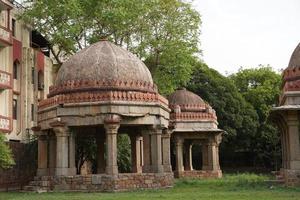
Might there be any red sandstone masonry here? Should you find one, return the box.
[38,91,169,109]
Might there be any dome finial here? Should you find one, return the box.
[100,36,108,41]
[177,87,186,90]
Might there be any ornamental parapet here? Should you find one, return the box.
[39,90,169,109]
[170,112,217,121]
[169,103,208,112]
[48,79,158,97]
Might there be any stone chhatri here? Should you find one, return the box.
[31,40,172,192]
[271,42,300,186]
[168,88,223,179]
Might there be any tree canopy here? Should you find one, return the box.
[230,66,282,169]
[188,63,259,158]
[0,134,15,169]
[20,0,201,94]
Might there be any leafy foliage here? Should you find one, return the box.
[188,62,259,155]
[117,134,131,173]
[0,134,15,169]
[75,136,97,174]
[20,0,201,94]
[230,66,282,169]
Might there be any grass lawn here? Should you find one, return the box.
[0,174,299,200]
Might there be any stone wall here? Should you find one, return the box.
[0,142,37,191]
[175,170,222,179]
[26,173,174,192]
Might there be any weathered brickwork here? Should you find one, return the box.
[25,173,174,192]
[175,170,222,179]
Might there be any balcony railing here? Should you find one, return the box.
[0,0,13,10]
[0,69,12,90]
[0,115,12,133]
[0,25,12,47]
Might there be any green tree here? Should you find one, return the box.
[0,134,15,169]
[20,0,201,94]
[188,62,259,167]
[230,66,282,169]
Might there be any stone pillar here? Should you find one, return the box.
[69,132,76,172]
[162,131,172,172]
[150,128,164,173]
[53,126,76,176]
[130,134,143,173]
[287,112,300,170]
[48,133,56,176]
[175,138,184,173]
[37,132,48,176]
[142,131,151,172]
[104,114,120,175]
[202,141,209,170]
[184,142,193,171]
[204,137,220,171]
[96,134,106,174]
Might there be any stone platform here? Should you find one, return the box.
[24,173,174,192]
[280,169,300,186]
[174,170,222,179]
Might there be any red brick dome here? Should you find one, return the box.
[48,40,156,97]
[282,43,300,92]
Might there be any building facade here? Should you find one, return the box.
[0,0,53,143]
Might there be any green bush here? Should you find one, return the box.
[0,134,15,169]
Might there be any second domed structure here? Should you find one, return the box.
[168,88,223,179]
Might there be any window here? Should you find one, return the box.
[38,70,44,90]
[13,99,17,120]
[31,104,34,121]
[12,19,16,37]
[31,67,35,84]
[13,61,18,80]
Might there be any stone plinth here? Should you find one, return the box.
[174,170,222,179]
[24,173,174,192]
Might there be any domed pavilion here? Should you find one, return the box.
[272,43,300,186]
[29,39,173,192]
[168,88,223,178]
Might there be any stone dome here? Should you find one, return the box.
[282,43,300,92]
[49,40,156,97]
[168,88,217,121]
[168,88,208,112]
[288,43,300,68]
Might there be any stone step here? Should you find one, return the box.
[23,185,48,193]
[29,180,50,187]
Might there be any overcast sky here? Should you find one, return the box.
[193,0,300,75]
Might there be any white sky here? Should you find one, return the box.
[193,0,300,75]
